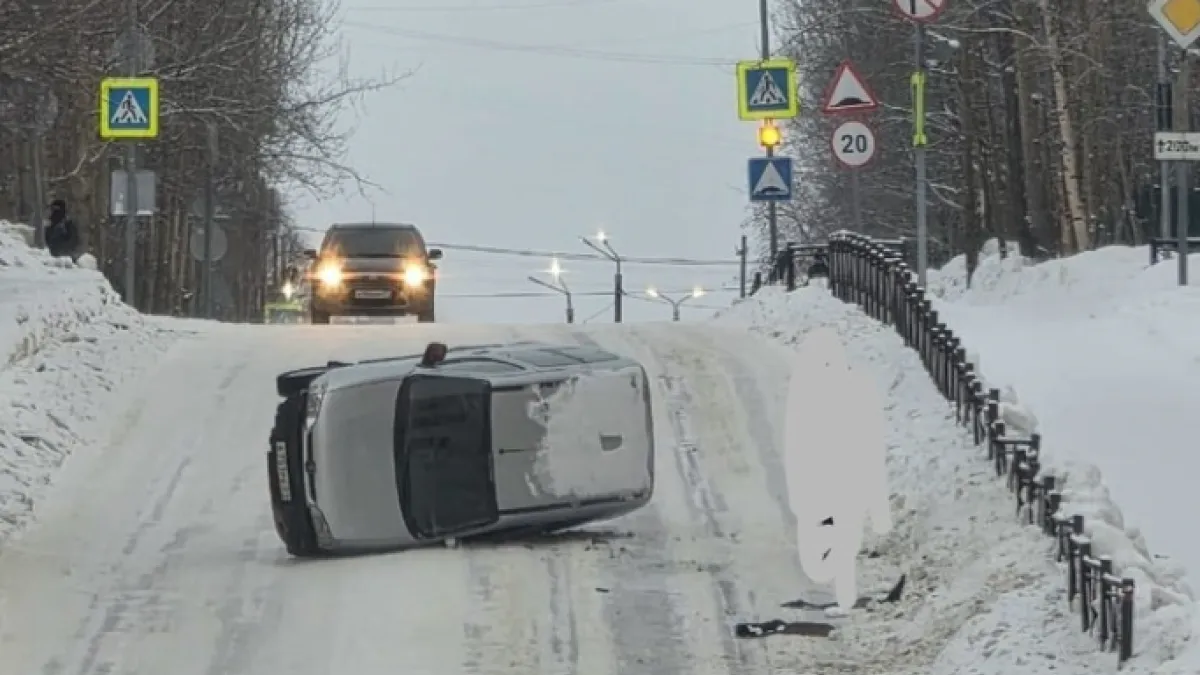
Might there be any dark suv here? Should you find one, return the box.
[303,223,441,324]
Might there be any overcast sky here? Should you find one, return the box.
[288,0,762,323]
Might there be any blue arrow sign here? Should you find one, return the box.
[748,157,793,202]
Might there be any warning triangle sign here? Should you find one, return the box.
[821,61,878,115]
[749,71,788,107]
[753,163,789,196]
[112,91,148,125]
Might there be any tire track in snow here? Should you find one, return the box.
[38,351,253,675]
[603,325,833,671]
[581,329,745,675]
[569,331,716,675]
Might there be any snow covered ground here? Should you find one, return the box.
[715,287,1195,674]
[926,244,1200,670]
[1,217,1194,674]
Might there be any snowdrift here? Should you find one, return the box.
[0,221,178,541]
[717,285,1198,674]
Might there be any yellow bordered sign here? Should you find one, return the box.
[99,77,159,140]
[736,59,799,121]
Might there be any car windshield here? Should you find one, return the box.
[322,228,425,258]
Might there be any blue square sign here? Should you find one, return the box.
[748,157,793,202]
[100,77,159,139]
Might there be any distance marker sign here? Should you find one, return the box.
[831,120,876,168]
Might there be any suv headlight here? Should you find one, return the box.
[316,262,342,288]
[403,264,427,287]
[305,378,328,430]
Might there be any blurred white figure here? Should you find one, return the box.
[784,327,891,614]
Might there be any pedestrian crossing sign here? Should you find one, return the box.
[99,77,159,140]
[736,59,798,121]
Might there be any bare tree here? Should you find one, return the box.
[0,0,404,319]
[748,0,1171,281]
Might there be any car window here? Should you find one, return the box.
[437,358,524,374]
[510,349,582,368]
[321,228,426,258]
[548,346,618,363]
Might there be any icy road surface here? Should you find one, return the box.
[0,321,827,675]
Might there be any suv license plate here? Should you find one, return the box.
[354,289,391,299]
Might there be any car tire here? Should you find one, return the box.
[417,308,435,323]
[269,395,320,557]
[311,310,331,324]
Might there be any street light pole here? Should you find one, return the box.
[646,287,703,322]
[528,258,574,323]
[580,231,622,323]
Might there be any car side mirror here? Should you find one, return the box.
[427,248,442,260]
[303,248,317,259]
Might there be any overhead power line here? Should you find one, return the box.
[341,22,735,67]
[428,241,740,266]
[348,0,617,12]
[440,286,739,298]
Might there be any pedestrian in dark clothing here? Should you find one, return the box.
[773,248,791,283]
[44,199,80,259]
[807,252,829,279]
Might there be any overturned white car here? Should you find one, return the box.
[268,341,655,557]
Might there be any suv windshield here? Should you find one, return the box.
[322,228,425,258]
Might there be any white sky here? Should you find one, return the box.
[288,0,762,323]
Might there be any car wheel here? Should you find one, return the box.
[269,396,321,557]
[311,310,331,324]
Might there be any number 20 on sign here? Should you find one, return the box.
[831,120,877,169]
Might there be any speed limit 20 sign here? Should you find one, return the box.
[831,120,877,169]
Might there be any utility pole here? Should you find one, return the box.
[580,234,623,322]
[203,123,218,318]
[738,235,748,298]
[31,142,45,248]
[758,0,778,261]
[122,0,140,305]
[613,262,623,323]
[1175,48,1191,285]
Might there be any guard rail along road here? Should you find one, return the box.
[813,231,1137,666]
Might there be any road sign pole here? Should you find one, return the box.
[204,123,218,319]
[1176,50,1190,285]
[1158,34,1173,248]
[914,20,929,286]
[758,0,778,262]
[851,171,864,230]
[738,235,748,298]
[122,0,139,305]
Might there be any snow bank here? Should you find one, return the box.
[715,285,1197,674]
[527,366,653,500]
[0,221,181,542]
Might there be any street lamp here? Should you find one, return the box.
[528,257,574,323]
[646,286,704,322]
[580,230,623,323]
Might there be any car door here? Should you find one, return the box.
[393,373,499,539]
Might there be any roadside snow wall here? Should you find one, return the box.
[0,221,178,541]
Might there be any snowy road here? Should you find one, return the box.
[0,321,821,675]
